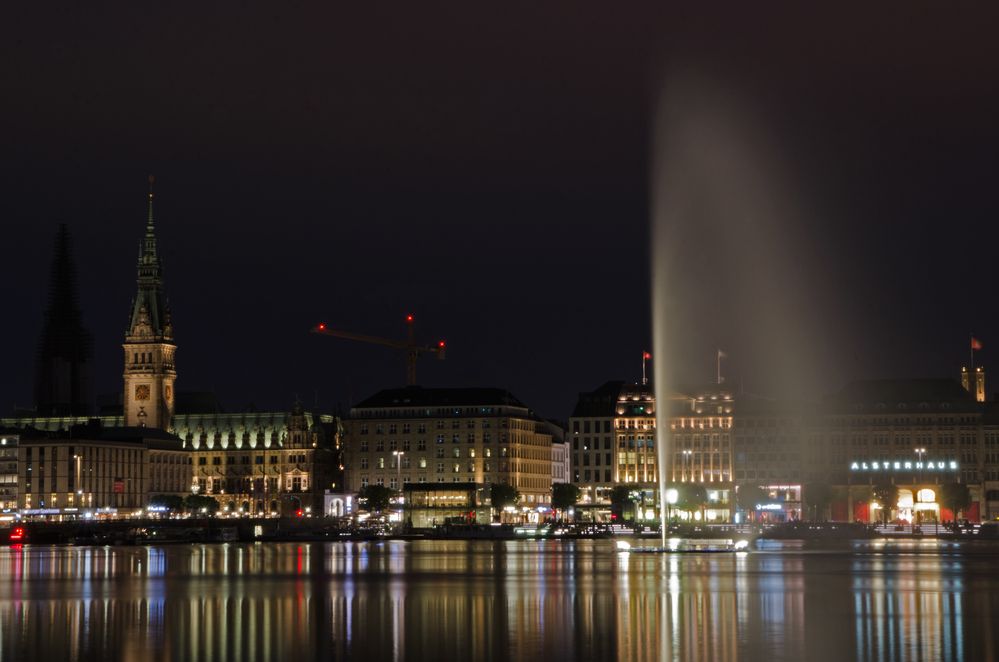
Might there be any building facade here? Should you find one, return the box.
[569,381,657,507]
[1,183,342,517]
[11,423,188,513]
[343,387,554,508]
[0,434,18,511]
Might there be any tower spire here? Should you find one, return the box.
[147,174,155,233]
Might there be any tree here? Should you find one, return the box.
[736,484,768,513]
[609,485,639,521]
[939,483,971,522]
[871,483,898,525]
[490,483,520,511]
[676,483,707,518]
[803,483,833,521]
[184,494,220,515]
[149,494,184,511]
[551,483,581,519]
[357,484,395,512]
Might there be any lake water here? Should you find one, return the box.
[0,539,997,661]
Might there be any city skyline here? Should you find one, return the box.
[3,5,999,420]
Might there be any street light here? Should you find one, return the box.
[914,447,927,528]
[392,451,405,492]
[682,449,693,482]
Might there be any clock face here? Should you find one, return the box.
[135,384,151,401]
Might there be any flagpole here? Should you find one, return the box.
[971,333,975,373]
[717,349,721,385]
[642,352,647,386]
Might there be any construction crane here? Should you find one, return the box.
[311,314,446,386]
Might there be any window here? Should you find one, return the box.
[360,441,369,452]
[377,457,385,469]
[270,456,278,464]
[417,440,427,451]
[376,440,385,452]
[360,424,368,435]
[419,458,427,468]
[198,457,207,466]
[360,458,369,469]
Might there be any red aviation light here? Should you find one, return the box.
[438,340,446,349]
[317,322,327,332]
[406,314,415,324]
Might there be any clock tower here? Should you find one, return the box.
[123,177,176,429]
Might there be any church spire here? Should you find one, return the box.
[141,174,158,265]
[123,177,177,430]
[129,177,167,338]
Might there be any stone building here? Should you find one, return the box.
[342,387,554,508]
[2,182,342,516]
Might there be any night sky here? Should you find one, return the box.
[3,5,998,420]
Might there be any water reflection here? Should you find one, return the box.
[0,540,996,661]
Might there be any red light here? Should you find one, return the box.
[9,527,24,542]
[438,340,446,348]
[406,314,414,323]
[317,323,327,331]
[296,509,303,517]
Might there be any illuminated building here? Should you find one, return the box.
[568,381,656,508]
[568,381,734,521]
[961,366,985,403]
[2,183,342,516]
[402,482,491,528]
[11,422,187,513]
[342,387,555,509]
[0,434,18,511]
[668,385,736,520]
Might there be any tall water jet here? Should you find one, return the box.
[650,78,674,551]
[649,70,836,549]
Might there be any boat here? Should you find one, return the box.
[616,538,750,553]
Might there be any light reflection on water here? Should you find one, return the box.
[0,540,996,661]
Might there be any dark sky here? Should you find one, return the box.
[3,4,998,420]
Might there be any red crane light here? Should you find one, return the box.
[438,340,446,348]
[317,322,327,331]
[406,314,414,324]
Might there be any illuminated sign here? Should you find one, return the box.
[849,460,957,471]
[755,503,783,511]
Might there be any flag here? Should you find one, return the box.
[643,351,652,360]
[972,337,983,351]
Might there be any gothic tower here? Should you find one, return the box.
[34,224,94,416]
[123,177,176,429]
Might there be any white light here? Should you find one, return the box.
[616,540,631,551]
[734,540,749,550]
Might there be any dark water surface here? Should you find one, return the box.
[1,539,997,661]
